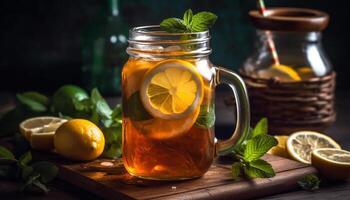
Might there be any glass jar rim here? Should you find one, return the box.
[128,25,210,44]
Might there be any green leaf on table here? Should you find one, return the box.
[0,146,15,160]
[31,161,58,183]
[20,173,41,192]
[252,118,268,138]
[16,93,47,112]
[32,179,50,193]
[101,126,122,158]
[183,9,193,25]
[298,174,320,191]
[244,159,275,178]
[195,104,215,129]
[73,98,91,113]
[191,11,218,32]
[231,162,242,179]
[21,92,49,106]
[19,151,32,166]
[160,18,189,33]
[125,91,153,121]
[243,135,278,162]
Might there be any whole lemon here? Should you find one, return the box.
[54,119,105,161]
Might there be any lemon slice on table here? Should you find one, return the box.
[140,59,204,119]
[19,116,67,150]
[312,148,350,180]
[268,135,290,158]
[287,131,341,164]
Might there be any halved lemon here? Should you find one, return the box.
[312,148,350,180]
[258,64,302,82]
[19,116,67,150]
[268,135,290,158]
[287,131,341,164]
[140,59,204,119]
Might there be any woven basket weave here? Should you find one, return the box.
[227,71,336,135]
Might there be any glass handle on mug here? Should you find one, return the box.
[214,67,251,155]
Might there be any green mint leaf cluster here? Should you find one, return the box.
[160,9,218,33]
[230,118,278,179]
[195,104,215,129]
[0,146,58,194]
[298,174,320,191]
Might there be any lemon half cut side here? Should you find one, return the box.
[287,131,341,164]
[140,59,204,120]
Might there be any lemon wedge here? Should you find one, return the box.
[312,148,350,180]
[258,64,302,82]
[140,59,203,119]
[268,135,290,158]
[287,131,341,164]
[19,117,67,150]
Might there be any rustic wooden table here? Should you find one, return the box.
[1,90,349,200]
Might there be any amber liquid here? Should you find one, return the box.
[122,57,215,179]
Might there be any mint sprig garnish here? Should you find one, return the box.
[298,174,321,191]
[230,118,278,179]
[160,9,218,33]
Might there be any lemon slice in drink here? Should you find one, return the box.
[312,148,350,180]
[140,59,204,119]
[258,64,302,81]
[287,131,341,164]
[19,116,67,150]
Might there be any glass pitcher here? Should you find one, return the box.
[122,26,250,180]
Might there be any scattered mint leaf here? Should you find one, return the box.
[252,118,268,138]
[31,161,59,183]
[298,174,320,191]
[243,135,278,162]
[20,92,49,106]
[20,173,41,192]
[231,162,242,179]
[190,11,218,32]
[160,18,189,33]
[101,126,122,158]
[91,88,112,119]
[32,179,50,194]
[183,9,193,25]
[195,104,215,129]
[244,159,275,178]
[19,151,32,166]
[0,146,15,160]
[16,93,47,112]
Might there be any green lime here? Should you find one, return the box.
[52,85,88,117]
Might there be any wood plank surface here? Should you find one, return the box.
[32,153,316,200]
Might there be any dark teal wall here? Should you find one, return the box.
[0,0,348,92]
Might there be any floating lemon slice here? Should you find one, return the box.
[258,64,302,82]
[312,148,350,180]
[287,131,341,164]
[268,135,290,158]
[19,116,67,150]
[140,59,204,119]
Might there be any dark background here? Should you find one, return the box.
[0,0,349,94]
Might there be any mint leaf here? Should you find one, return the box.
[21,92,49,106]
[125,91,153,121]
[191,11,218,32]
[298,174,320,191]
[19,151,32,166]
[91,88,112,119]
[21,166,34,179]
[17,94,47,112]
[31,161,58,183]
[231,162,242,179]
[244,159,275,178]
[20,173,41,192]
[33,179,50,193]
[160,18,189,33]
[183,9,193,25]
[101,126,122,158]
[195,104,215,129]
[243,135,278,162]
[0,146,15,160]
[252,118,268,138]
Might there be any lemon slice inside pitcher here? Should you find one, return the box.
[140,59,204,119]
[136,59,204,140]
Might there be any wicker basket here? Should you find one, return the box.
[226,71,336,135]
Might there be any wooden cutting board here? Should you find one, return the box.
[33,153,317,200]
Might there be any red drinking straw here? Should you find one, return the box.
[257,0,280,66]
